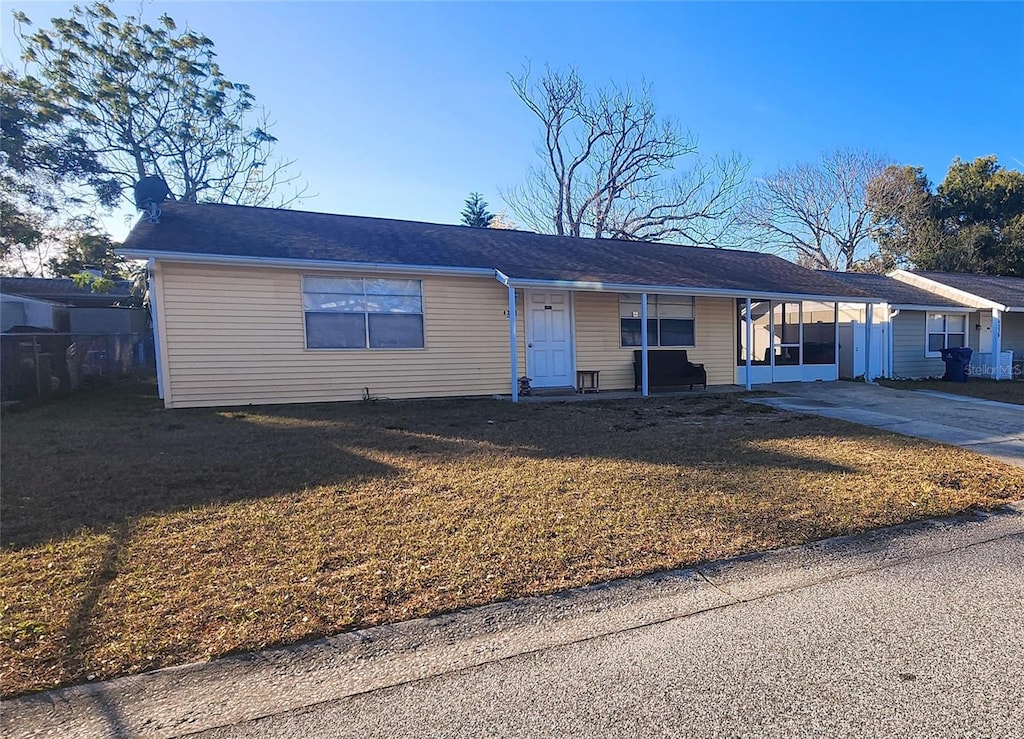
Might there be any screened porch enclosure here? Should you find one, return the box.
[736,299,840,384]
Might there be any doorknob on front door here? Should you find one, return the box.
[528,343,533,347]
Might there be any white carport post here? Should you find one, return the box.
[641,293,650,397]
[508,285,519,402]
[992,308,1003,379]
[745,297,753,391]
[864,303,874,383]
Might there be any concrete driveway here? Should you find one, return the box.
[749,381,1024,467]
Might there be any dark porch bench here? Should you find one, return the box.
[633,349,707,391]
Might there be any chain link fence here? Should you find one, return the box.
[1,332,155,402]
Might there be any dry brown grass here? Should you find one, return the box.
[3,380,1023,697]
[878,378,1024,405]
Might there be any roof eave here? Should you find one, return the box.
[117,249,497,279]
[889,304,974,312]
[499,276,875,303]
[889,270,1008,311]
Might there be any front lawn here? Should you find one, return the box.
[3,381,1023,697]
[878,378,1024,405]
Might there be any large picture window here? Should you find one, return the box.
[925,313,966,357]
[303,276,424,349]
[620,294,695,347]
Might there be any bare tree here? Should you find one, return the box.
[741,149,889,271]
[503,65,748,246]
[490,210,518,230]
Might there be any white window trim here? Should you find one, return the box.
[301,275,425,351]
[619,294,696,348]
[924,313,968,358]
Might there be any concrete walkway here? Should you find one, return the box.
[4,505,1023,738]
[749,381,1024,467]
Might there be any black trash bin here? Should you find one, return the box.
[939,347,973,382]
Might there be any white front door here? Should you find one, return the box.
[979,312,995,353]
[527,290,573,387]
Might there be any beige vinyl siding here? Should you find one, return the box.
[157,262,513,408]
[573,293,736,390]
[573,292,634,389]
[693,297,737,385]
[892,311,945,378]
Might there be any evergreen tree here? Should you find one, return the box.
[867,156,1024,276]
[461,192,495,228]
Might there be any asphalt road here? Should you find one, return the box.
[197,529,1024,738]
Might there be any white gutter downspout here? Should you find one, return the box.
[887,307,900,379]
[745,297,753,391]
[641,293,650,397]
[147,258,165,400]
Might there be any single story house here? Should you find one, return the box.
[823,270,1024,381]
[890,271,1024,380]
[118,202,877,409]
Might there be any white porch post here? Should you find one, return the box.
[992,308,1003,379]
[864,303,874,383]
[833,303,841,377]
[641,293,650,397]
[508,286,519,402]
[745,298,753,391]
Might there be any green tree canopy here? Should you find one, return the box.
[867,156,1024,276]
[0,67,110,275]
[47,224,125,280]
[12,2,302,207]
[461,192,495,228]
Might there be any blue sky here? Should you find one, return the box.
[4,1,1023,239]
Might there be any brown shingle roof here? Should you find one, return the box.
[821,272,971,308]
[910,271,1024,309]
[121,201,874,300]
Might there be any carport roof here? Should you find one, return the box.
[120,201,875,301]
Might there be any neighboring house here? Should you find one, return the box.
[824,272,975,380]
[0,278,151,402]
[0,277,134,333]
[890,271,1024,381]
[824,270,1024,381]
[1,291,67,332]
[119,201,877,409]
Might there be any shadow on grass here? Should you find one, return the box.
[4,382,1021,699]
[1,383,401,549]
[0,384,876,550]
